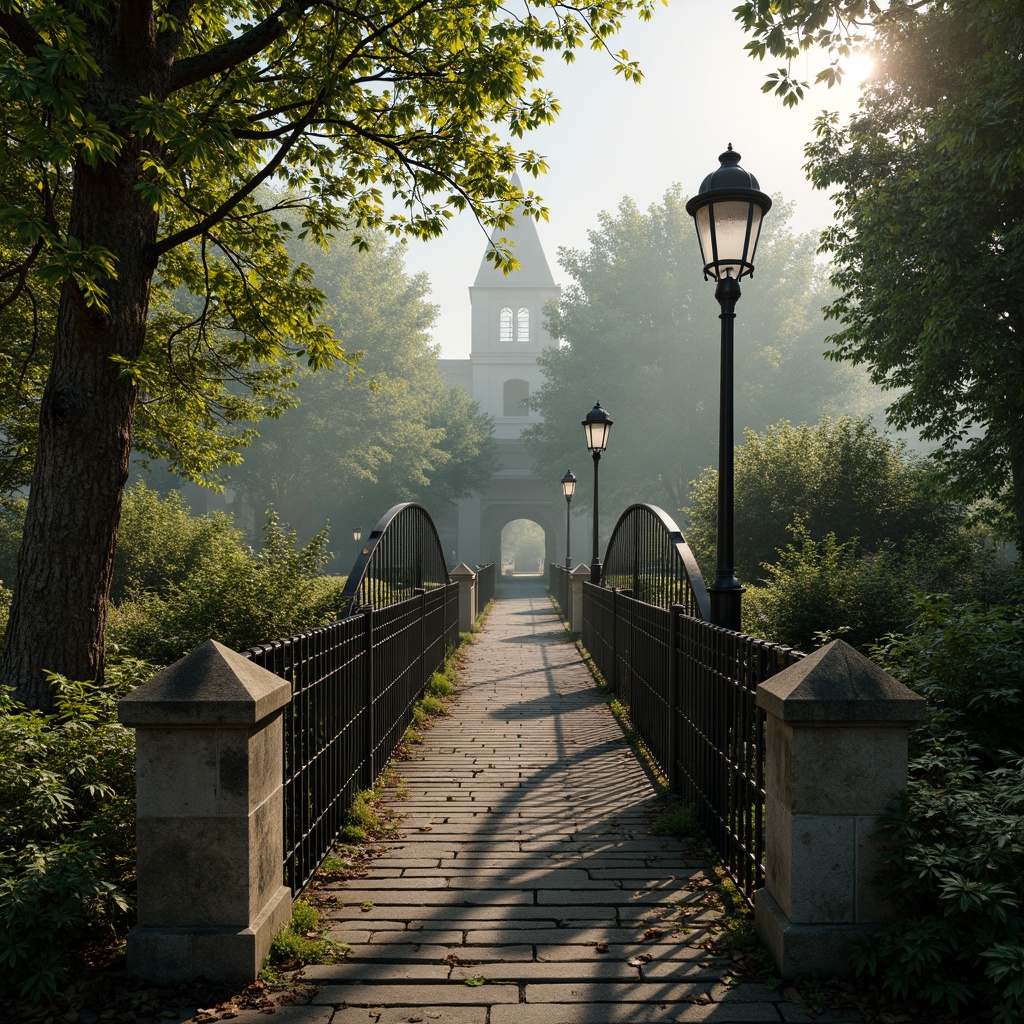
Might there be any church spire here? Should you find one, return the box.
[473,176,556,288]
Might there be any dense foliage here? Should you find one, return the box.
[0,671,141,1001]
[108,485,349,664]
[0,482,362,1001]
[227,233,496,544]
[0,0,653,707]
[804,0,1024,549]
[856,595,1024,1022]
[685,417,1007,651]
[685,416,959,585]
[523,191,883,516]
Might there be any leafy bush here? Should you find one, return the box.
[852,593,1024,1021]
[742,524,910,651]
[111,483,249,604]
[685,417,970,584]
[0,676,136,1002]
[875,593,1024,760]
[109,491,349,662]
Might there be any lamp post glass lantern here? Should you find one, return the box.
[582,403,613,585]
[561,469,577,568]
[686,145,771,631]
[353,526,362,560]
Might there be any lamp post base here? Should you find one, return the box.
[590,559,602,586]
[709,576,744,633]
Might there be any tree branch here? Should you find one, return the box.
[153,101,319,256]
[0,7,44,59]
[168,2,315,92]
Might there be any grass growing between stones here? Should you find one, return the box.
[262,900,350,980]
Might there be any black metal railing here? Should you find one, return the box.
[602,503,710,618]
[549,562,569,613]
[674,614,802,902]
[476,562,496,611]
[243,503,458,894]
[578,503,804,906]
[341,503,451,616]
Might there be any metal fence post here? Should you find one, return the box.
[361,603,375,786]
[416,586,427,691]
[611,587,619,694]
[667,604,683,792]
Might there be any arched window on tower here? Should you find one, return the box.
[503,379,530,417]
[517,307,530,344]
[499,307,513,345]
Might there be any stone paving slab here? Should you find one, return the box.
[268,583,860,1024]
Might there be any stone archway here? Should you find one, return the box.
[480,500,558,575]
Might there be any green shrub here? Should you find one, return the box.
[111,484,247,604]
[425,672,455,699]
[108,497,349,662]
[0,677,136,1002]
[742,524,909,651]
[874,592,1024,760]
[852,593,1024,1021]
[854,746,1024,1021]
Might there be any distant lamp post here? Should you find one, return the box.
[560,469,577,568]
[353,526,362,560]
[686,144,772,631]
[582,403,613,585]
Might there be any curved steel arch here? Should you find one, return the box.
[602,503,710,620]
[340,502,450,617]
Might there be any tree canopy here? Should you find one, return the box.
[0,0,654,707]
[226,232,497,547]
[684,416,963,585]
[521,188,883,518]
[804,0,1024,550]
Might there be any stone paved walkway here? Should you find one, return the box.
[251,582,861,1024]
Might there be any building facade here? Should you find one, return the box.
[437,211,565,568]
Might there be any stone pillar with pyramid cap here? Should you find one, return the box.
[118,640,293,984]
[754,639,926,977]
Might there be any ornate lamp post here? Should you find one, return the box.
[560,469,577,568]
[582,403,613,585]
[353,526,362,560]
[686,144,771,631]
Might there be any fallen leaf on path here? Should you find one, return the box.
[595,941,609,953]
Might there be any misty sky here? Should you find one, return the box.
[401,2,868,359]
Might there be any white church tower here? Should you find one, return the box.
[437,204,563,566]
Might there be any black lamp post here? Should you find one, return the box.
[560,469,577,568]
[582,403,613,585]
[353,526,362,560]
[685,144,771,632]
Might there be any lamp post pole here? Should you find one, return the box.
[561,470,577,568]
[713,274,742,631]
[686,144,771,632]
[582,403,613,586]
[590,450,601,584]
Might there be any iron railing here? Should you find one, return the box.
[341,503,451,616]
[549,562,569,613]
[674,614,802,902]
[579,503,804,906]
[602,503,710,617]
[476,562,496,611]
[243,503,458,894]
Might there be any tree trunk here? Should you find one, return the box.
[0,153,158,710]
